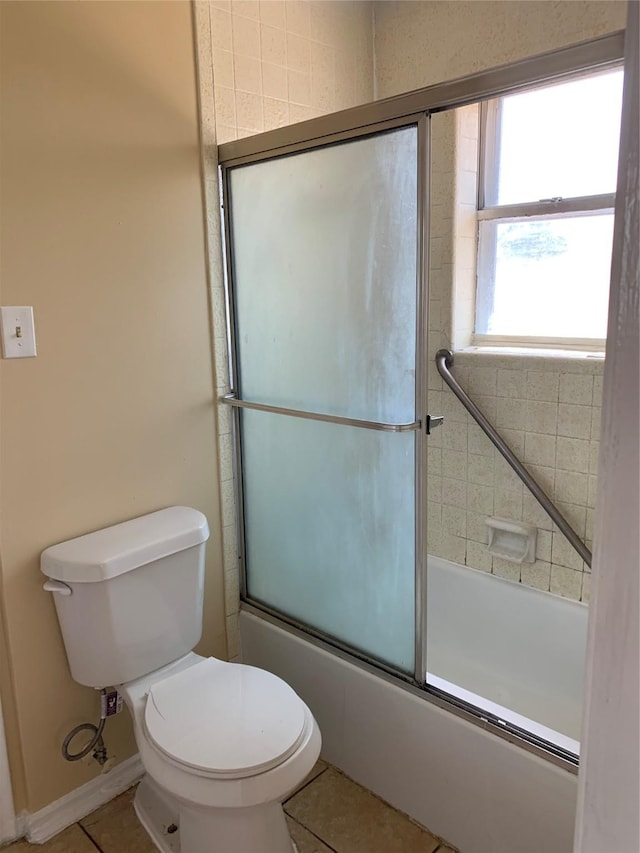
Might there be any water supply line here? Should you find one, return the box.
[435,348,592,568]
[62,688,110,768]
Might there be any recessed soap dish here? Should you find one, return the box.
[486,517,537,564]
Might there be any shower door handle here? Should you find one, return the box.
[426,414,444,434]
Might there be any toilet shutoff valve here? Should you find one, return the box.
[100,690,123,719]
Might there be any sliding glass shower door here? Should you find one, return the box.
[223,121,426,677]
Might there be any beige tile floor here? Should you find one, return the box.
[5,762,456,853]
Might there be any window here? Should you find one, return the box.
[475,68,624,348]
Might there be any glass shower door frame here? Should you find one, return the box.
[219,113,430,687]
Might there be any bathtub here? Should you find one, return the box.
[427,556,587,754]
[240,555,586,853]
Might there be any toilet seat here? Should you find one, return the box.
[144,657,308,780]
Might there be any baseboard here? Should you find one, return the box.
[23,753,144,844]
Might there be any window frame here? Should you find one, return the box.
[473,70,622,351]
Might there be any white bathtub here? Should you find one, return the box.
[240,555,586,852]
[427,556,588,754]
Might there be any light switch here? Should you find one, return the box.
[1,306,37,358]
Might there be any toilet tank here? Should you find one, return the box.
[41,507,210,688]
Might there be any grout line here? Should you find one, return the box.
[283,763,329,804]
[78,823,106,853]
[286,812,341,853]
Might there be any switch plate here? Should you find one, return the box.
[0,306,37,358]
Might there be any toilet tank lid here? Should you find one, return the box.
[40,507,209,583]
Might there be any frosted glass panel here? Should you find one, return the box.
[229,127,417,423]
[241,410,415,673]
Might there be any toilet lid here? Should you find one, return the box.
[144,658,308,778]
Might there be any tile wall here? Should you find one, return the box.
[427,351,602,603]
[427,107,603,604]
[208,0,374,143]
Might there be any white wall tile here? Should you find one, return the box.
[233,1,260,20]
[263,96,290,129]
[443,505,466,537]
[428,474,442,505]
[497,368,526,399]
[427,446,442,475]
[442,533,466,564]
[211,7,233,49]
[555,470,589,506]
[234,53,262,93]
[465,540,492,571]
[442,449,467,481]
[526,464,555,497]
[525,400,558,435]
[521,561,551,592]
[494,488,523,520]
[466,511,487,543]
[442,477,467,508]
[467,483,494,515]
[552,532,583,571]
[536,530,552,562]
[550,565,583,600]
[285,0,311,36]
[581,573,591,603]
[442,421,467,452]
[286,31,311,72]
[236,90,264,129]
[524,432,556,467]
[554,502,587,538]
[501,428,525,456]
[213,47,235,87]
[467,452,494,486]
[496,397,526,430]
[467,423,494,455]
[473,394,497,422]
[494,462,524,494]
[468,367,497,396]
[261,24,287,65]
[492,558,521,582]
[558,403,591,439]
[556,436,590,473]
[526,371,559,402]
[559,373,593,405]
[592,373,603,404]
[262,61,288,99]
[232,14,261,56]
[522,493,553,531]
[260,0,285,29]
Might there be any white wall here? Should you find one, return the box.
[575,2,639,849]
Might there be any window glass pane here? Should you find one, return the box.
[477,214,613,338]
[491,70,623,206]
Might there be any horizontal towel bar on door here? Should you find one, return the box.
[435,349,592,568]
[220,394,423,433]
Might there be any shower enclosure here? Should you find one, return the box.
[221,117,428,681]
[218,32,624,772]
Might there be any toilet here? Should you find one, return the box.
[41,506,321,853]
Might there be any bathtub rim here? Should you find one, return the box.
[240,600,579,775]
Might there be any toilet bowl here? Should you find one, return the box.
[41,507,321,853]
[120,653,321,853]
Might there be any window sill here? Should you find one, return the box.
[458,345,605,360]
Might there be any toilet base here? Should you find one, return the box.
[134,776,180,853]
[134,774,297,853]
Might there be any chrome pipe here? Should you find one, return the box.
[435,349,592,568]
[220,394,422,433]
